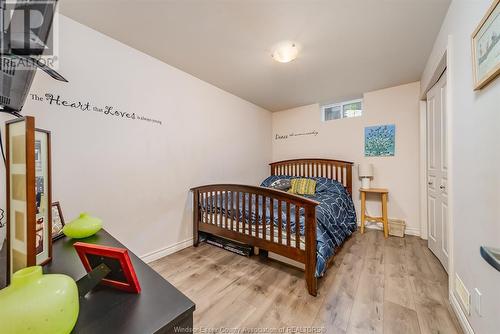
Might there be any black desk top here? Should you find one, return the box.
[44,230,195,334]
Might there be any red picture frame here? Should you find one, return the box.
[73,242,141,293]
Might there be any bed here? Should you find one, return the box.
[190,159,357,296]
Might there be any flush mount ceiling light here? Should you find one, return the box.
[272,41,299,63]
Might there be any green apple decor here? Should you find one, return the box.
[63,213,103,239]
[0,266,79,334]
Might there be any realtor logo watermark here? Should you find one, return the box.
[1,0,59,69]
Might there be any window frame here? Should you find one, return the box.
[321,98,363,122]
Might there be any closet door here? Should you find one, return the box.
[426,72,449,272]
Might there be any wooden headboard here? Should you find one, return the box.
[269,158,354,194]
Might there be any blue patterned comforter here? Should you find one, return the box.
[202,176,357,277]
[261,176,357,276]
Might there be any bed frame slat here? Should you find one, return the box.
[249,193,253,236]
[270,198,275,242]
[236,192,240,231]
[286,202,291,247]
[255,195,260,238]
[262,196,267,240]
[278,200,283,244]
[239,192,244,233]
[231,192,235,231]
[213,191,216,225]
[225,192,228,228]
[218,191,222,227]
[295,205,300,249]
[208,192,212,224]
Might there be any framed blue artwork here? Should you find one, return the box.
[365,124,395,157]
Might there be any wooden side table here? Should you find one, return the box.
[360,188,389,238]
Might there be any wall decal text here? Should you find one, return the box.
[30,93,163,125]
[274,130,319,140]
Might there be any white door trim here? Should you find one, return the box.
[419,100,428,240]
[444,35,455,306]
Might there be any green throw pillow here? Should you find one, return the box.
[289,178,317,195]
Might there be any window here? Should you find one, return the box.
[321,99,363,121]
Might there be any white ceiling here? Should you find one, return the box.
[59,0,450,111]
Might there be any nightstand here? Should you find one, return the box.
[360,188,389,238]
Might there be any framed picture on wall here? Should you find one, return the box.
[364,124,396,157]
[51,202,65,241]
[472,0,500,90]
[5,117,52,283]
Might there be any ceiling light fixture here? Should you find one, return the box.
[272,41,299,63]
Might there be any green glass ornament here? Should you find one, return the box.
[63,213,103,239]
[0,266,79,334]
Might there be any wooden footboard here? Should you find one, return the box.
[191,184,320,296]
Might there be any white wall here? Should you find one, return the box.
[272,82,421,235]
[0,15,272,260]
[422,1,500,333]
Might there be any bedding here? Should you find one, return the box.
[262,175,357,276]
[202,175,357,277]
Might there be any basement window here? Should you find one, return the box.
[321,99,363,122]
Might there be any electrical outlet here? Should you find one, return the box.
[473,288,482,317]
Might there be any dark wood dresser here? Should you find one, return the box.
[43,229,195,333]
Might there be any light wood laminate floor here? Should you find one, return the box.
[150,230,462,333]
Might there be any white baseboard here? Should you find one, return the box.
[450,292,475,334]
[402,226,421,237]
[140,238,193,263]
[268,252,305,270]
[140,223,421,263]
[357,221,421,237]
